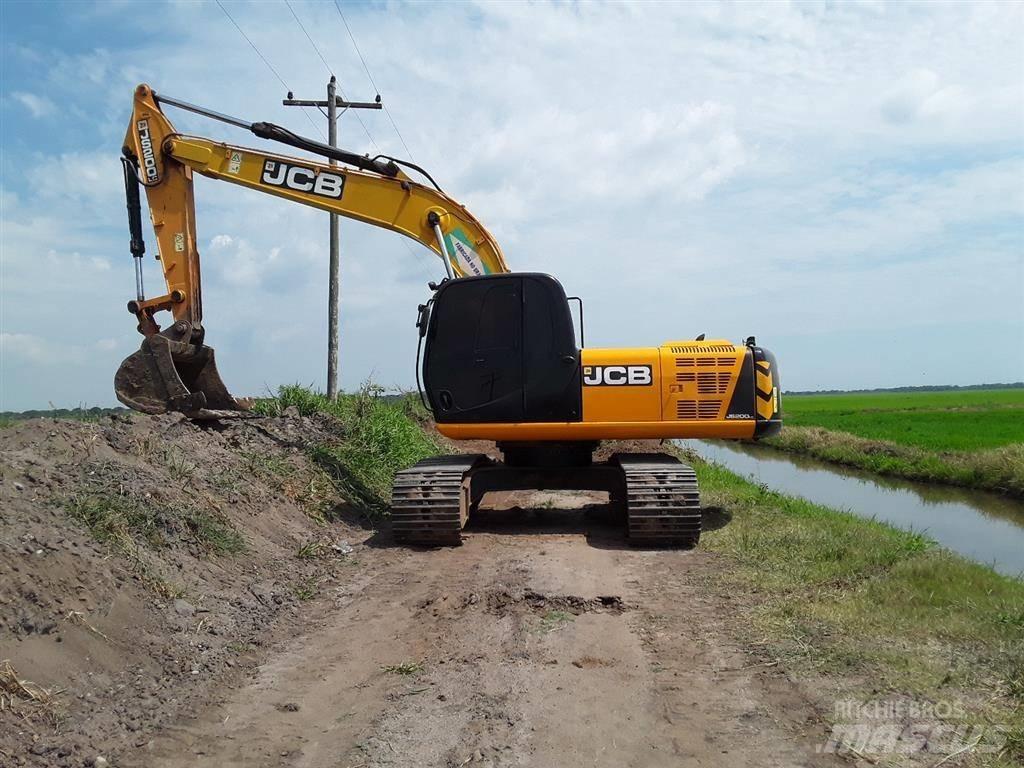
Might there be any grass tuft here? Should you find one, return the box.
[0,659,60,726]
[296,540,324,560]
[537,609,575,633]
[181,508,246,554]
[0,659,53,705]
[381,661,423,676]
[67,492,167,551]
[293,576,320,601]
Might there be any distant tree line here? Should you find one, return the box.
[785,383,1024,396]
[0,406,130,423]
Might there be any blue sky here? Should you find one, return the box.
[1,0,1022,410]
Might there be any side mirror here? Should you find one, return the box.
[416,303,431,338]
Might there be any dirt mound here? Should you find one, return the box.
[0,411,364,767]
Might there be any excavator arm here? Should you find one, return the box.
[115,84,507,416]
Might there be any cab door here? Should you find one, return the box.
[424,276,525,423]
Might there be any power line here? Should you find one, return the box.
[284,0,332,77]
[333,0,416,161]
[214,0,326,141]
[227,0,434,278]
[283,0,380,151]
[215,0,289,90]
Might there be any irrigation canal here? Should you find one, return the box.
[681,440,1024,579]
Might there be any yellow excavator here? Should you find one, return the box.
[116,84,781,547]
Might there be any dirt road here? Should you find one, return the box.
[133,493,839,768]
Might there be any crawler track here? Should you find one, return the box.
[390,455,487,545]
[612,453,701,547]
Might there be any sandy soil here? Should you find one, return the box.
[2,417,842,767]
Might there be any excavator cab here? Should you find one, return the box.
[421,274,582,424]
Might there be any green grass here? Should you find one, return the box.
[255,384,440,516]
[66,491,244,556]
[689,451,1024,765]
[788,388,1024,412]
[64,491,237,598]
[180,508,245,554]
[783,389,1024,451]
[537,609,575,633]
[695,457,934,589]
[760,389,1024,496]
[292,576,320,601]
[296,540,325,560]
[381,661,423,676]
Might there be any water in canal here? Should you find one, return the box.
[680,440,1024,579]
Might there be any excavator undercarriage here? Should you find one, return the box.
[392,447,701,547]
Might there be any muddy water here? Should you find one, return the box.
[681,440,1024,578]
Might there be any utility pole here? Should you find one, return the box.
[283,76,382,399]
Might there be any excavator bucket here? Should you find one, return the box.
[114,335,250,419]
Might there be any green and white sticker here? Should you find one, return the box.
[444,227,491,277]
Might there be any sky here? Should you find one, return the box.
[1,0,1022,411]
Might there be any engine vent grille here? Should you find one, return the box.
[697,372,731,394]
[676,356,737,368]
[676,372,696,383]
[670,344,736,354]
[676,400,722,420]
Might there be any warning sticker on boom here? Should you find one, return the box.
[444,227,491,277]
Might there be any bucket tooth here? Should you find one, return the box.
[114,335,249,418]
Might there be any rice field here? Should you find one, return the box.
[782,388,1024,452]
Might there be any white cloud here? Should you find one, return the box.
[1,332,79,365]
[880,69,970,124]
[30,150,123,211]
[10,91,54,118]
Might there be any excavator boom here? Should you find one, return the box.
[115,84,507,416]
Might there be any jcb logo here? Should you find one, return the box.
[583,365,652,386]
[261,160,345,199]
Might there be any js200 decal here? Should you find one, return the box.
[136,120,159,182]
[261,160,345,199]
[583,365,653,386]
